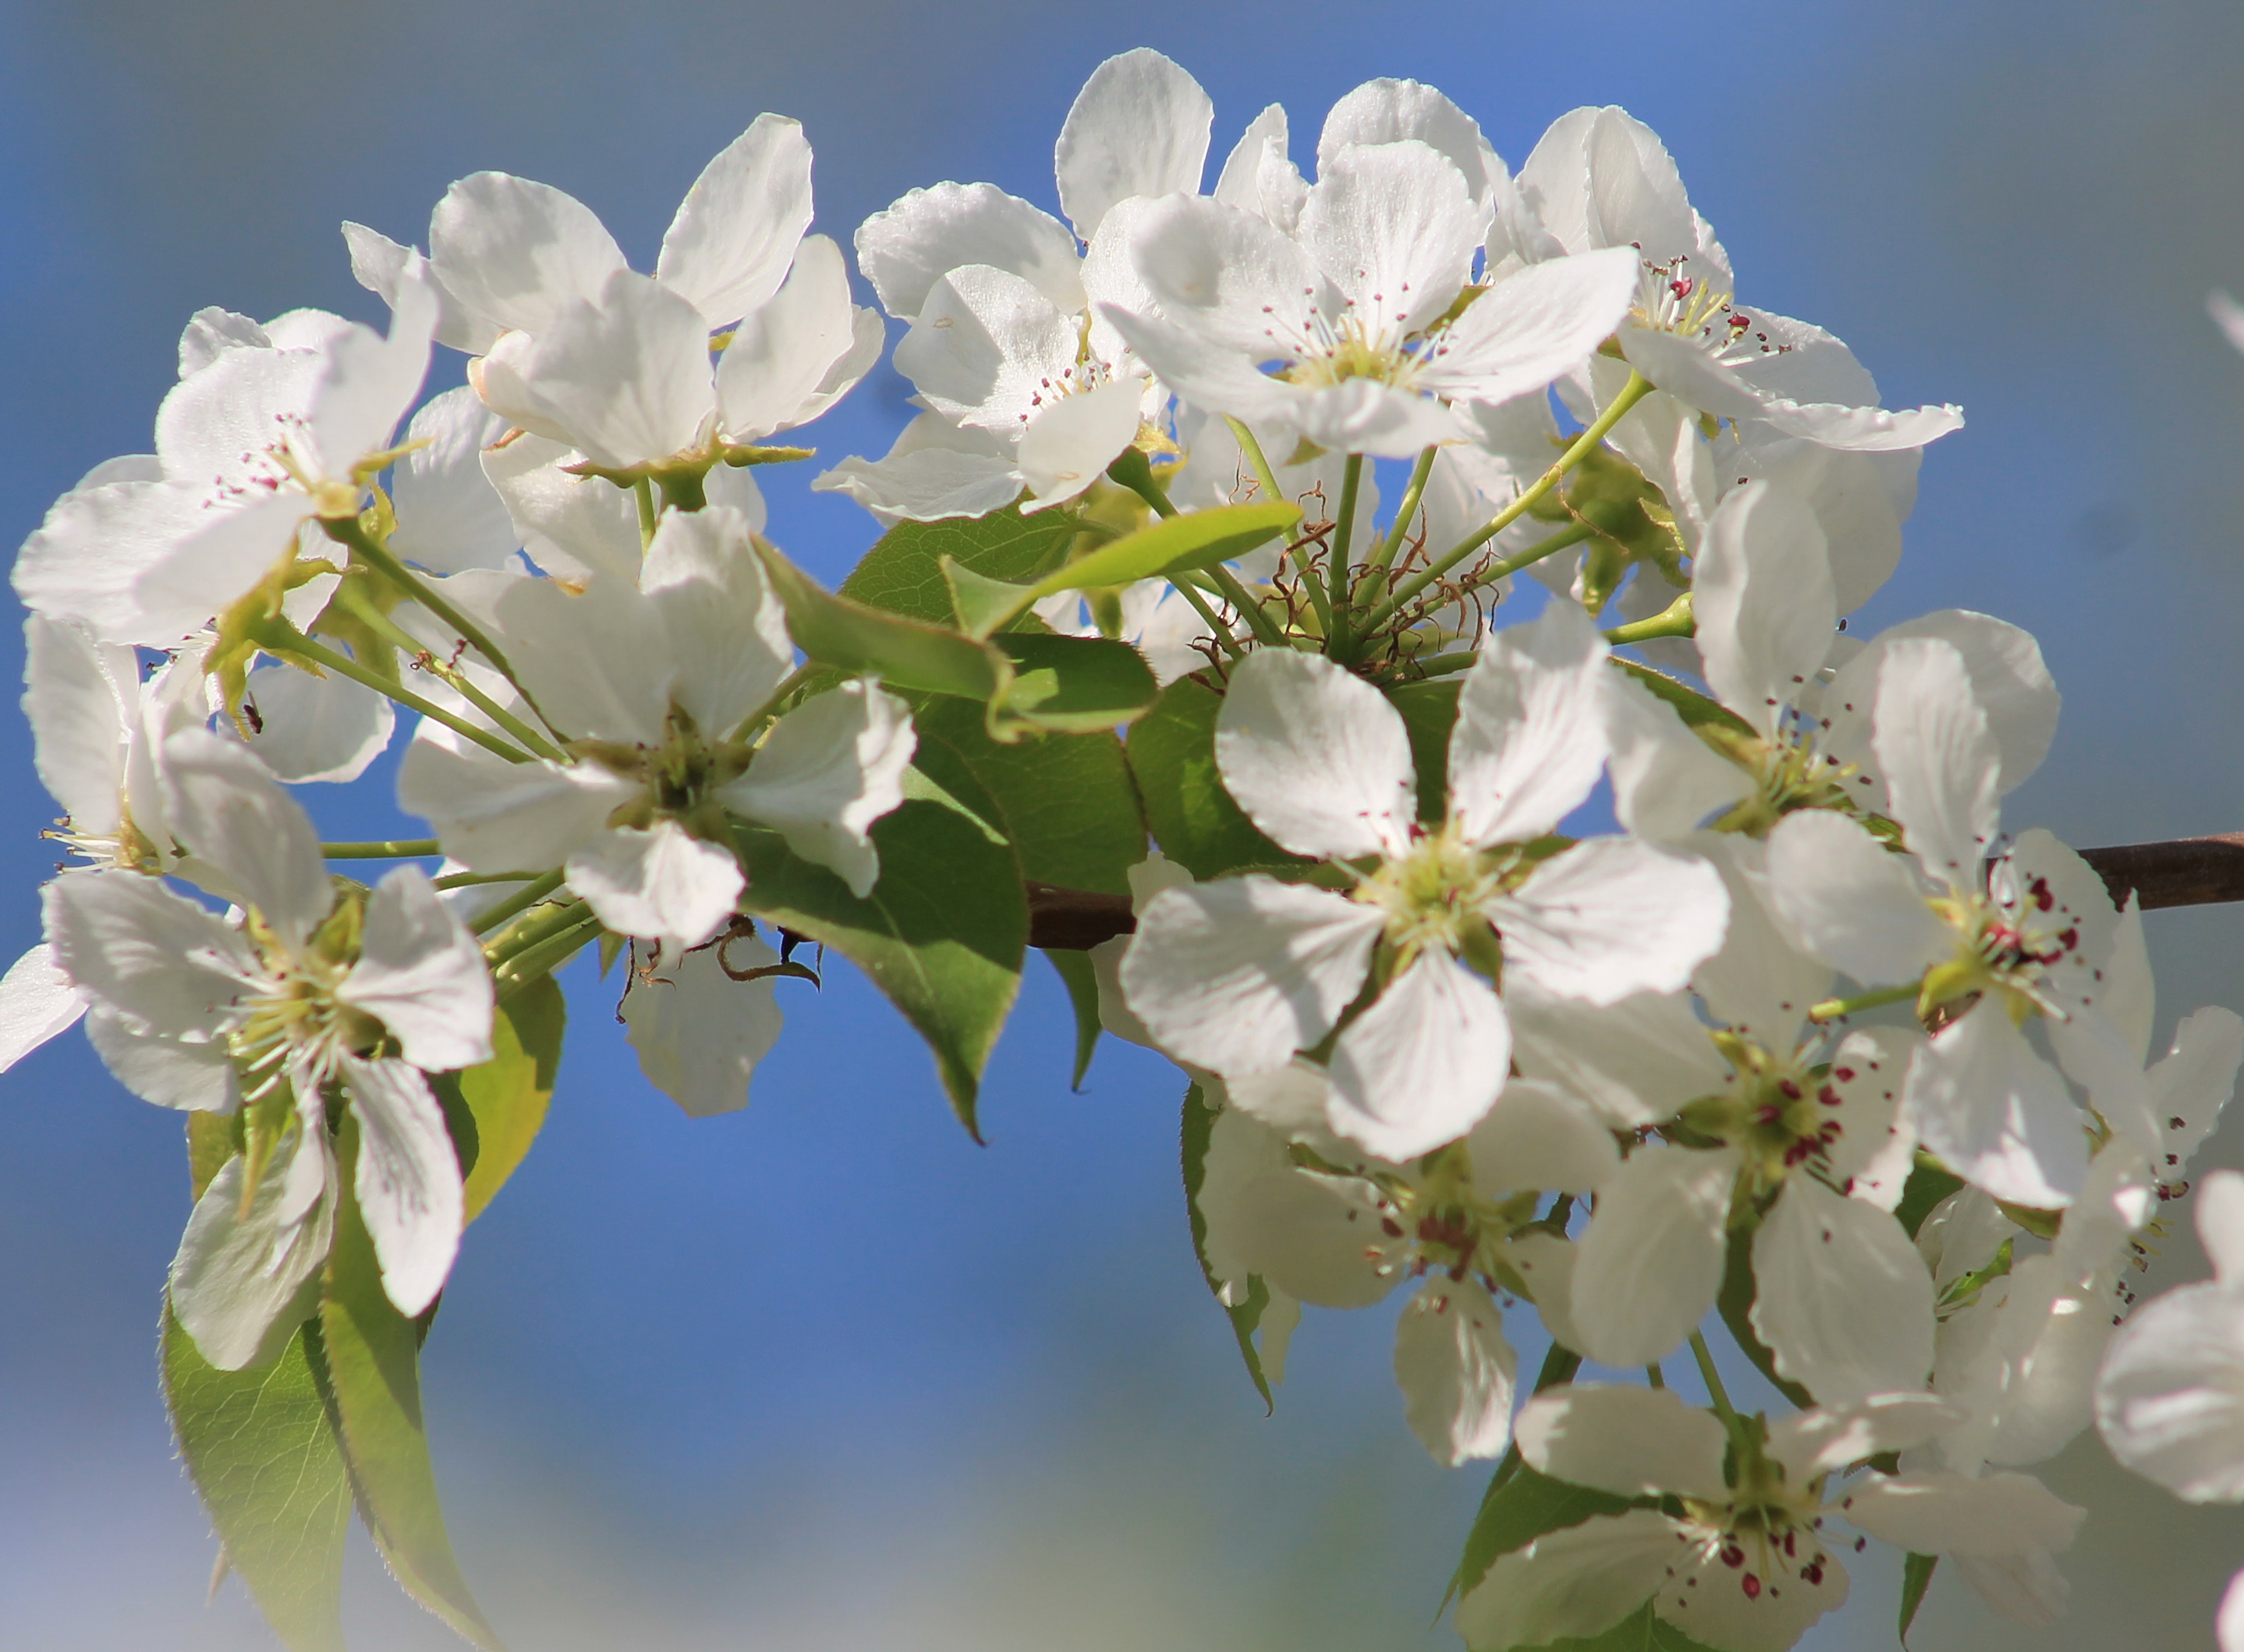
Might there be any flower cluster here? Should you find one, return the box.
[8,45,2240,1652]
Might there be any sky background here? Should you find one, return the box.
[5,1,2244,1647]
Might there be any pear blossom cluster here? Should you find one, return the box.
[6,44,2240,1652]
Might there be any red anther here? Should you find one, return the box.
[2058,927,2079,951]
[1801,1562,1824,1585]
[1783,1532,1796,1557]
[2030,876,2054,910]
[1818,1086,1842,1107]
[1832,1067,1856,1083]
[1721,1546,1745,1570]
[1742,1574,1762,1599]
[1777,1080,1803,1101]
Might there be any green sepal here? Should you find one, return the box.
[1180,1082,1282,1411]
[840,504,1086,624]
[1716,1222,1816,1410]
[911,696,1148,894]
[434,973,565,1224]
[1044,949,1104,1090]
[1899,1551,1938,1646]
[944,500,1299,639]
[988,633,1158,737]
[1126,676,1307,878]
[321,1117,505,1651]
[733,799,1025,1140]
[161,1308,353,1652]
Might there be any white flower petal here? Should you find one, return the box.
[1214,649,1417,860]
[343,221,499,355]
[1689,832,1834,1053]
[398,737,638,875]
[388,385,518,575]
[1447,599,1610,847]
[479,433,643,584]
[1765,1394,1966,1482]
[1297,140,1485,336]
[1824,610,2056,804]
[719,682,914,898]
[157,728,330,946]
[42,872,246,1039]
[1054,48,1212,241]
[1953,1549,2070,1630]
[1206,1148,1403,1311]
[170,1132,334,1371]
[1599,672,1752,842]
[641,504,793,732]
[1328,949,1510,1159]
[1821,1025,1921,1208]
[1464,1076,1618,1194]
[1874,637,2003,890]
[1430,248,1639,409]
[1119,878,1382,1075]
[1017,378,1143,511]
[344,1056,464,1316]
[1507,987,1731,1129]
[340,868,494,1073]
[23,616,133,831]
[655,113,813,327]
[490,569,671,746]
[715,236,872,443]
[1515,1383,1731,1501]
[1840,1469,2084,1557]
[1764,808,1949,986]
[1494,837,1729,1006]
[855,181,1083,320]
[235,663,395,784]
[429,171,626,337]
[2203,1171,2244,1282]
[895,264,1078,432]
[567,822,743,949]
[1691,481,1835,738]
[1570,1145,1739,1366]
[1751,1175,1935,1405]
[85,1006,234,1110]
[1456,1508,1680,1652]
[1906,1009,2088,1208]
[1657,1534,1848,1652]
[622,937,785,1117]
[1396,1275,1517,1466]
[0,944,86,1072]
[2094,1277,2244,1501]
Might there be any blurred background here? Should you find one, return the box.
[5,0,2244,1646]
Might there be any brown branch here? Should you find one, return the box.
[1023,835,2244,951]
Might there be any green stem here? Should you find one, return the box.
[1445,520,1596,606]
[494,911,603,998]
[1688,1328,1743,1436]
[1171,580,1247,658]
[1603,592,1696,647]
[330,582,567,761]
[1807,979,1924,1024]
[1403,649,1480,679]
[323,517,526,692]
[468,869,568,938]
[1361,445,1438,586]
[1323,454,1364,649]
[434,869,536,890]
[1107,448,1180,520]
[485,894,589,967]
[633,477,658,548]
[323,839,440,860]
[1358,371,1653,635]
[274,628,532,766]
[1204,564,1286,647]
[726,662,819,745]
[1645,1363,1667,1390]
[1221,416,1285,508]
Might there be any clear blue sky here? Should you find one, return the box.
[4,2,2244,1646]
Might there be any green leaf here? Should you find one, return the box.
[1044,948,1104,1089]
[1126,675,1307,878]
[945,501,1300,638]
[734,798,1025,1139]
[840,504,1085,624]
[1716,1224,1815,1409]
[754,538,1007,701]
[441,974,565,1224]
[990,633,1157,736]
[1386,678,1460,824]
[911,696,1147,894]
[1894,1152,1967,1239]
[162,1310,352,1652]
[1449,1466,1634,1612]
[321,1118,504,1651]
[187,1109,245,1200]
[1608,658,1755,738]
[1181,1082,1278,1410]
[1899,1551,1938,1647]
[1526,1601,1727,1652]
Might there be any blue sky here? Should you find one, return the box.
[5,2,2244,1646]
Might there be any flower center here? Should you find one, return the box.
[227,946,374,1101]
[1627,255,1791,372]
[1923,866,2087,1022]
[1349,824,1506,963]
[1687,1032,1847,1186]
[1713,721,1866,838]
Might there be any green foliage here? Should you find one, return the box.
[1126,676,1306,877]
[1894,1153,1967,1239]
[990,633,1158,735]
[912,696,1147,894]
[1900,1552,1938,1647]
[734,798,1026,1139]
[943,500,1300,638]
[839,504,1083,624]
[161,1311,354,1652]
[443,973,565,1224]
[322,1119,504,1651]
[1044,948,1104,1090]
[1180,1083,1280,1410]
